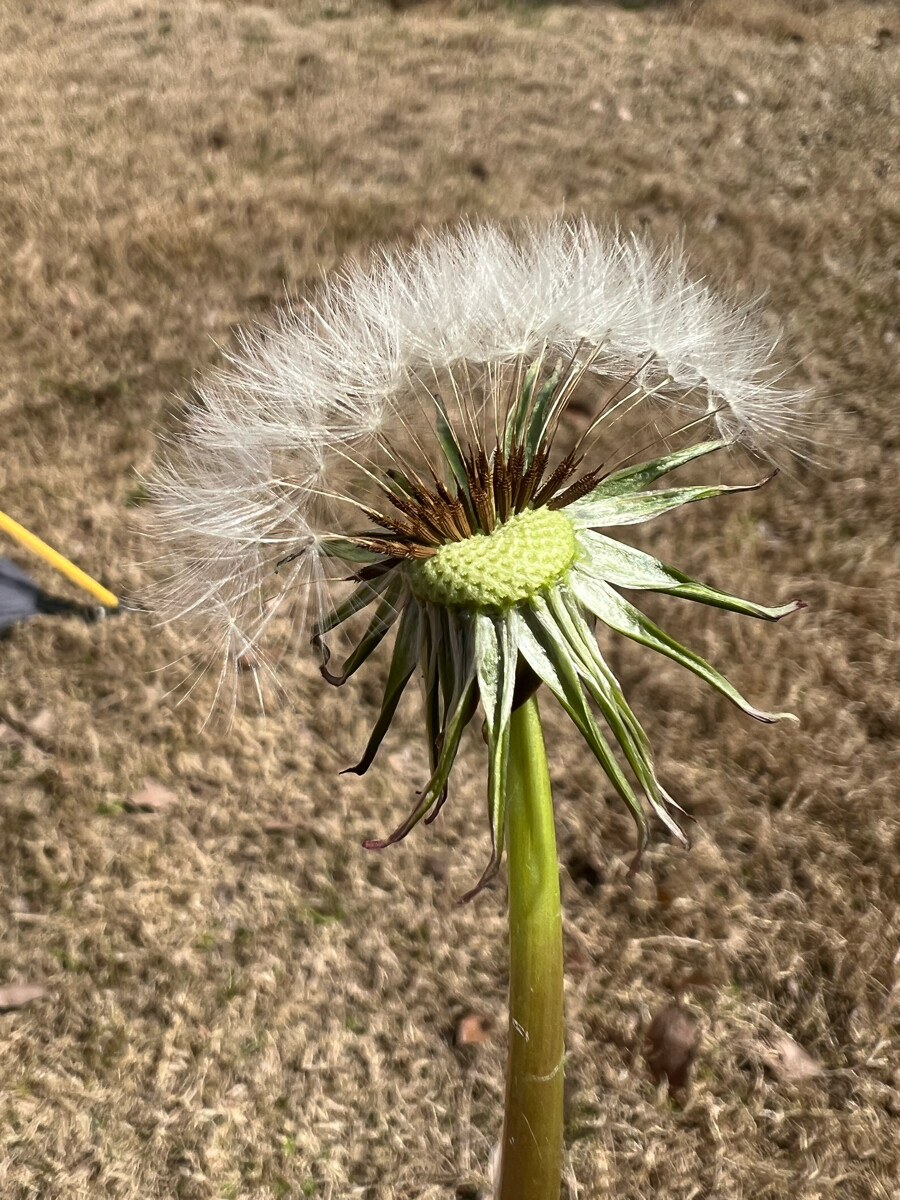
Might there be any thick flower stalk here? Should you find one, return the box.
[152,219,804,1198]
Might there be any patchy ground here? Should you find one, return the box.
[1,2,899,1197]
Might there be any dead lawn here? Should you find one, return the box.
[1,1,899,1197]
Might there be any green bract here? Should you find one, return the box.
[310,359,803,898]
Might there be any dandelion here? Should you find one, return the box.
[152,219,805,1200]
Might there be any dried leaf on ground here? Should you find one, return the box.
[0,984,47,1012]
[762,1030,824,1082]
[644,1001,701,1092]
[0,706,54,751]
[456,1013,493,1046]
[0,722,23,746]
[27,708,55,737]
[262,819,301,834]
[126,777,178,814]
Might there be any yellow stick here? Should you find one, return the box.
[0,508,119,609]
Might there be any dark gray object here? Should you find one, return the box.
[0,556,99,633]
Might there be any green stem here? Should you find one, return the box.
[498,695,564,1200]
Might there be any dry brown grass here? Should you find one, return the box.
[1,1,899,1197]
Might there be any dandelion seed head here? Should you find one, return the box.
[151,217,805,723]
[149,219,807,887]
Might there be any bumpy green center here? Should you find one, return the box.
[408,506,577,611]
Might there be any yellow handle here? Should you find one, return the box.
[0,508,119,609]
